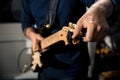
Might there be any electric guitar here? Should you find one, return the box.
[31,23,82,72]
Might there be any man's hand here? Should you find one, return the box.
[72,12,109,42]
[24,27,44,52]
[31,33,44,52]
[72,0,113,42]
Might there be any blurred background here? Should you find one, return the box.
[0,0,37,80]
[0,0,120,80]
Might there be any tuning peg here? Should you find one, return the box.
[68,22,77,29]
[68,22,73,27]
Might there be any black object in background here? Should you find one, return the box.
[0,0,21,23]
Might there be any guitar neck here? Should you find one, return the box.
[31,23,81,72]
[40,28,68,49]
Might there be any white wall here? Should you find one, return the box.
[0,23,26,79]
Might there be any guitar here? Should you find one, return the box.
[31,22,82,72]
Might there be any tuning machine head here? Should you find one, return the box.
[68,22,77,29]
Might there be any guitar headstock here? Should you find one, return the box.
[61,22,82,45]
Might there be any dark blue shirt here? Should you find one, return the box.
[21,0,116,78]
[22,0,117,31]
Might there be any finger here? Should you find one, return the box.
[97,25,109,42]
[32,42,41,52]
[72,21,83,39]
[91,25,102,41]
[83,23,96,42]
[32,34,44,52]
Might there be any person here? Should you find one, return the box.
[21,0,117,80]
